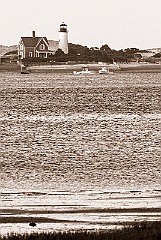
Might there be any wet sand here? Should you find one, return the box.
[1,207,161,223]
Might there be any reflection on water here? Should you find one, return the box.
[0,72,161,233]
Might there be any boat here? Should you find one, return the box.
[99,67,113,74]
[21,65,30,74]
[73,67,95,75]
[21,69,30,74]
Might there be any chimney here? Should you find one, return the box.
[32,31,35,38]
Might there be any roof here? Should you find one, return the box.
[36,49,54,53]
[48,40,59,52]
[21,37,48,47]
[60,22,67,26]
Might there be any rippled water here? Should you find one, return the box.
[0,72,161,234]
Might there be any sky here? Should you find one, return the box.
[1,0,161,50]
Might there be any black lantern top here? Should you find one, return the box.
[60,22,67,32]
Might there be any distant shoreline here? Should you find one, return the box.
[0,62,161,73]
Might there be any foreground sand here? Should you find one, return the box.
[1,207,161,236]
[1,222,161,240]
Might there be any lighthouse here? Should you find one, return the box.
[59,22,68,54]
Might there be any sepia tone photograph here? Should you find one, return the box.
[0,0,161,239]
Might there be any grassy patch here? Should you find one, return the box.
[1,221,161,240]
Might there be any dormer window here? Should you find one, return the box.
[39,44,45,50]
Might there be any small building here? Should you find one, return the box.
[18,31,59,59]
[18,23,68,59]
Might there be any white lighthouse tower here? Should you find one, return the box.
[59,22,68,54]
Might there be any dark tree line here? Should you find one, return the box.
[2,43,157,64]
[50,44,141,63]
[22,43,146,64]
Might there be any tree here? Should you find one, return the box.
[54,48,66,57]
[124,48,140,54]
[100,44,111,51]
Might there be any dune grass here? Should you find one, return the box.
[1,221,161,240]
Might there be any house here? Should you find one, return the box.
[18,31,59,59]
[18,23,68,59]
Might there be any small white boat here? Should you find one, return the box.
[99,67,113,74]
[73,67,95,75]
[21,69,30,74]
[21,65,30,74]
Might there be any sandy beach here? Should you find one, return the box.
[1,207,161,223]
[1,189,161,234]
[0,62,161,73]
[26,62,161,73]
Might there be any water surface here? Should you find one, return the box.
[0,72,161,234]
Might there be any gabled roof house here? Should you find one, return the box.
[18,31,59,59]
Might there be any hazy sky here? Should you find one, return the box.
[1,0,161,50]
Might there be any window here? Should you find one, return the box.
[20,52,23,59]
[29,52,32,57]
[39,44,45,50]
[20,44,23,50]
